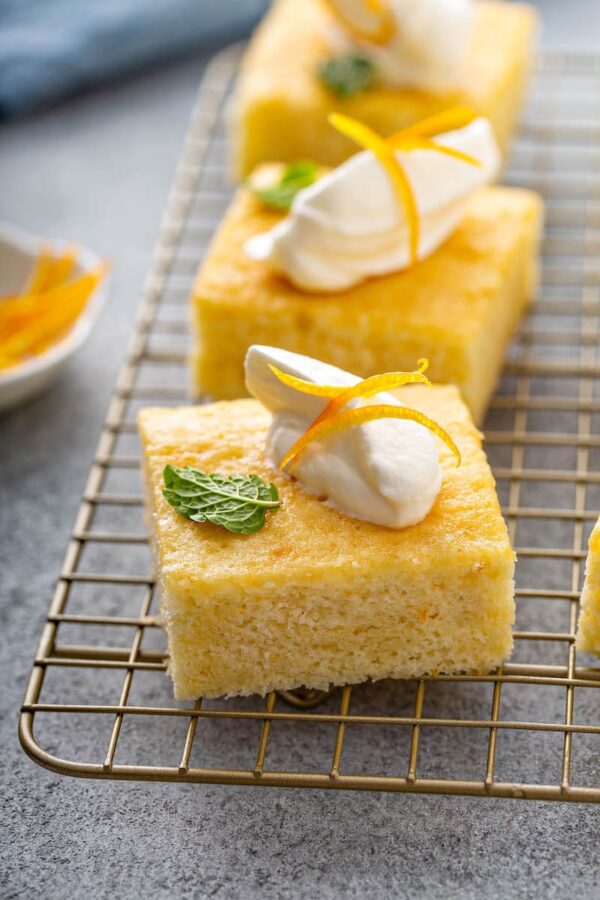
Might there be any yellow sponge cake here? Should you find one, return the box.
[192,178,542,424]
[139,384,515,699]
[233,0,538,175]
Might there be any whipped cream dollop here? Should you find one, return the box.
[326,0,473,93]
[245,117,500,292]
[245,345,442,528]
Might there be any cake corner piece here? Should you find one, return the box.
[576,517,600,657]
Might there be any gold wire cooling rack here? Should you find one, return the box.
[19,45,600,802]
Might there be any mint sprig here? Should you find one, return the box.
[248,160,320,210]
[162,465,281,535]
[318,53,377,98]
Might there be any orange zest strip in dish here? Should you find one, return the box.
[26,248,55,293]
[328,112,420,263]
[25,246,77,293]
[279,403,461,472]
[0,266,105,359]
[44,247,77,289]
[0,256,107,371]
[322,0,395,45]
[0,265,105,333]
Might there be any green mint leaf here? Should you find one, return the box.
[318,53,377,98]
[248,160,320,210]
[162,465,281,535]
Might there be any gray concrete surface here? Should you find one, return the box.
[2,4,600,899]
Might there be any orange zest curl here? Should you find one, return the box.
[269,359,429,402]
[267,364,343,398]
[311,362,431,427]
[329,112,420,263]
[328,107,481,266]
[273,359,431,429]
[390,106,478,141]
[279,403,461,472]
[269,359,461,472]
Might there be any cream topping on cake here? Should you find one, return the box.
[325,0,473,93]
[244,117,500,292]
[245,345,442,528]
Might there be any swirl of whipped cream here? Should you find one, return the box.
[245,345,442,528]
[245,117,500,293]
[326,0,473,93]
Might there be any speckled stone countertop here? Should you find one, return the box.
[2,4,600,898]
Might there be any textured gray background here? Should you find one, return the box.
[2,3,600,898]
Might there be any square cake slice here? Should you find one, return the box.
[233,0,537,175]
[192,181,542,424]
[139,385,515,700]
[576,517,600,656]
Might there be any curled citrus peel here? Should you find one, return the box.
[328,107,481,265]
[323,0,396,45]
[268,359,430,406]
[392,106,478,140]
[310,359,431,427]
[279,403,461,472]
[270,359,431,426]
[268,364,343,398]
[329,112,420,262]
[269,359,461,472]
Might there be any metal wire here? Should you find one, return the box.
[18,44,600,801]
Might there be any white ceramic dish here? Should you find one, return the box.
[0,222,108,413]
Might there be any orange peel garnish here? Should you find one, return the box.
[329,112,420,263]
[268,364,343,398]
[322,0,395,45]
[310,362,431,427]
[388,135,482,169]
[328,107,482,265]
[279,402,461,471]
[390,106,478,141]
[270,358,460,472]
[270,359,431,427]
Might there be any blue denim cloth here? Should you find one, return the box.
[0,0,267,117]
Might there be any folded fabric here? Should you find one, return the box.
[0,0,268,117]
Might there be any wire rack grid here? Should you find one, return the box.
[18,45,600,802]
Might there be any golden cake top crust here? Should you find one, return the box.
[139,385,513,596]
[195,178,542,344]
